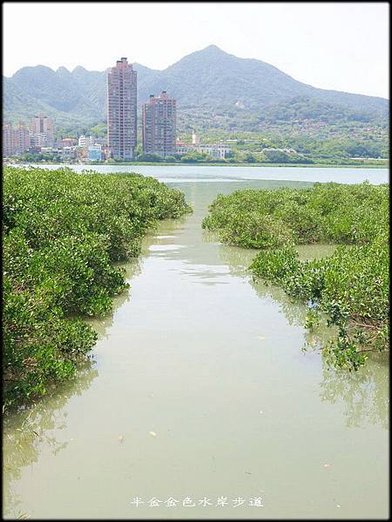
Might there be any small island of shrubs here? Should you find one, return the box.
[202,181,389,370]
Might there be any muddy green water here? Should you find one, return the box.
[3,181,389,519]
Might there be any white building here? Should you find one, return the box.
[197,143,231,159]
[176,142,231,159]
[78,135,95,148]
[176,141,193,155]
[176,132,231,159]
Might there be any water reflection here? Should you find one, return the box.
[2,225,168,518]
[86,218,189,339]
[86,262,140,338]
[3,361,98,518]
[215,235,388,430]
[319,353,389,429]
[249,275,388,429]
[3,179,388,519]
[216,239,309,324]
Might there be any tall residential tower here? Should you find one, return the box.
[30,114,54,147]
[142,91,176,157]
[107,57,137,160]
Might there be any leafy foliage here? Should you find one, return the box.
[203,182,389,369]
[3,167,191,408]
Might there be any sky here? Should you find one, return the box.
[2,2,389,99]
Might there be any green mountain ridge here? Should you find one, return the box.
[3,45,389,136]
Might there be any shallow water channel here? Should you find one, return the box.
[3,180,389,519]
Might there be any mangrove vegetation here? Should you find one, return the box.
[3,167,191,409]
[202,182,389,370]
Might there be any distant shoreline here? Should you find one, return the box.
[5,161,389,169]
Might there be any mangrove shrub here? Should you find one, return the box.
[3,167,191,408]
[203,182,389,369]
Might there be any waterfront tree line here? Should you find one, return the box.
[3,167,191,409]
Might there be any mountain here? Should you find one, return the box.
[156,45,388,113]
[3,75,86,129]
[3,45,388,134]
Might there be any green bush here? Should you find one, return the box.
[205,182,389,370]
[3,167,191,408]
[203,182,388,248]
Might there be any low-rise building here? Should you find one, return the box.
[175,141,193,155]
[197,143,231,159]
[176,138,232,159]
[59,137,78,147]
[88,144,102,161]
[78,135,95,148]
[60,147,77,161]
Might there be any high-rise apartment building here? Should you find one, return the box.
[142,91,176,157]
[2,121,31,157]
[2,123,14,157]
[107,57,137,160]
[13,122,31,154]
[30,114,54,147]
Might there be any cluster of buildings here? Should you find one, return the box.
[56,135,106,162]
[3,115,54,157]
[2,57,232,162]
[107,57,231,160]
[2,116,106,161]
[107,57,178,160]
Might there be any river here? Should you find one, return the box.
[3,168,389,519]
[15,163,389,184]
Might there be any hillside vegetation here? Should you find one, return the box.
[3,167,191,409]
[3,46,388,152]
[203,182,389,369]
